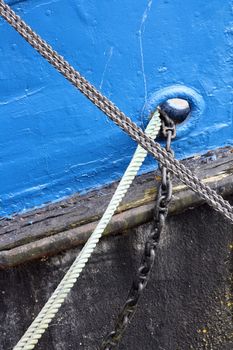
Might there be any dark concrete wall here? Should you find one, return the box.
[1,200,233,349]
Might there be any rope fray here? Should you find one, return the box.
[0,0,233,222]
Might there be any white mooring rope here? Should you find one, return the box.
[13,112,161,350]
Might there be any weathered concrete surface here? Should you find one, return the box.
[0,199,232,349]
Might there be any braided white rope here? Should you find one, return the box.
[13,112,161,350]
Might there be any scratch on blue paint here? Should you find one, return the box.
[139,0,153,117]
[100,47,114,90]
[0,87,44,106]
[0,0,233,216]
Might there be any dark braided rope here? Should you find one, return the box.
[0,0,233,222]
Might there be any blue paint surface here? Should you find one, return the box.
[0,0,233,216]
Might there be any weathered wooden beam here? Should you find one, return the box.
[0,146,233,268]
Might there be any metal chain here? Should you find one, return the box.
[0,0,233,223]
[99,111,175,350]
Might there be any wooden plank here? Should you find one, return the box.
[0,146,233,268]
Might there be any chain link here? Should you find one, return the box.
[99,112,175,350]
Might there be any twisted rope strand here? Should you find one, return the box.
[0,1,233,348]
[13,113,161,350]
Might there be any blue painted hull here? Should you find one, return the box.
[0,0,233,216]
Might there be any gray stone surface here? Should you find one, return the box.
[0,200,233,349]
